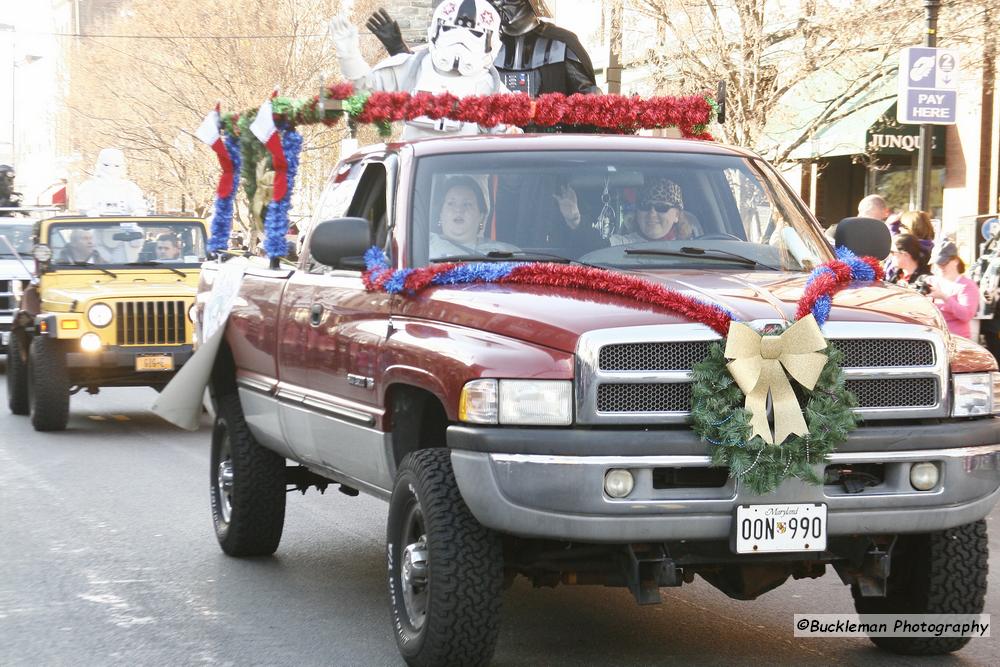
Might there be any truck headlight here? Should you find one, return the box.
[499,380,573,425]
[952,373,992,417]
[459,379,574,426]
[992,372,1000,414]
[87,303,113,328]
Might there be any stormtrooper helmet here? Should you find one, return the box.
[94,148,126,180]
[428,0,501,76]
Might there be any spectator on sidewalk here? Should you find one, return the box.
[900,210,936,256]
[927,241,980,339]
[858,194,891,222]
[886,234,930,289]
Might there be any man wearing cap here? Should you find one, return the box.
[927,241,981,339]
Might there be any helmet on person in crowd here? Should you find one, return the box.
[428,0,502,76]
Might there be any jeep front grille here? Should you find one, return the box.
[577,322,949,424]
[115,301,187,345]
[0,279,12,314]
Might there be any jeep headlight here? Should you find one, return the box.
[459,379,573,426]
[87,303,113,328]
[952,373,993,417]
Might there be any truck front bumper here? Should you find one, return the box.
[448,421,1000,543]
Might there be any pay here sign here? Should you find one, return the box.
[897,47,959,125]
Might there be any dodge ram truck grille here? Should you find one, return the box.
[115,301,187,345]
[578,322,948,424]
[597,338,935,371]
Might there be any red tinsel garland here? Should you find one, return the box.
[309,83,716,138]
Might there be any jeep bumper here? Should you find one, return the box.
[448,422,1000,543]
[65,344,193,386]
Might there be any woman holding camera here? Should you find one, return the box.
[887,234,930,289]
[926,241,980,339]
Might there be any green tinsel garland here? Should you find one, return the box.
[690,339,859,495]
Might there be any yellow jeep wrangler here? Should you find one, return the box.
[6,215,208,431]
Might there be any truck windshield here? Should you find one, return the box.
[0,223,33,256]
[46,221,207,267]
[410,151,834,272]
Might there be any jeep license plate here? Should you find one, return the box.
[135,354,174,372]
[734,503,827,554]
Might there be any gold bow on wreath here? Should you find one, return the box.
[724,314,828,445]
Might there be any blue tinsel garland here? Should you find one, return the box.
[207,134,242,253]
[263,127,303,259]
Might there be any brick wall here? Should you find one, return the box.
[393,0,437,46]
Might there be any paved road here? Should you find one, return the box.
[0,372,996,666]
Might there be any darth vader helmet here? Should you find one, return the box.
[428,0,502,76]
[488,0,552,36]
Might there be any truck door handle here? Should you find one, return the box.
[310,304,323,327]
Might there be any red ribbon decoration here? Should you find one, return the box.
[210,137,234,199]
[264,132,288,202]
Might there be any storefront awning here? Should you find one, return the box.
[786,97,896,161]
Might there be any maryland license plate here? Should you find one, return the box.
[734,503,827,554]
[135,354,174,372]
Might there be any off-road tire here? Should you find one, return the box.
[28,336,70,431]
[210,392,286,557]
[387,448,503,667]
[6,330,30,415]
[853,520,988,655]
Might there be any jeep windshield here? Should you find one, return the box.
[409,150,833,271]
[45,221,207,267]
[0,222,33,257]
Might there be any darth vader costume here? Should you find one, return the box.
[368,0,598,97]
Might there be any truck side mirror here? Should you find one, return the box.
[309,217,372,269]
[834,217,891,261]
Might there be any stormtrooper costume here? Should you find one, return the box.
[331,0,510,141]
[369,0,598,99]
[75,148,148,217]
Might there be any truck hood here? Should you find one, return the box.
[42,278,198,311]
[0,258,32,281]
[394,268,948,353]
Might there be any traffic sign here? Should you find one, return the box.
[897,46,959,125]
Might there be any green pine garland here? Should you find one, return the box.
[690,338,859,495]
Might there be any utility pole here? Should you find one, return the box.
[916,0,940,213]
[607,0,623,94]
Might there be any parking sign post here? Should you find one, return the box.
[899,1,955,212]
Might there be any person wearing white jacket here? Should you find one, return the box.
[330,0,513,141]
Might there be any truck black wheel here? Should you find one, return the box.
[210,392,286,557]
[27,336,69,432]
[853,520,988,655]
[6,330,30,415]
[387,449,503,667]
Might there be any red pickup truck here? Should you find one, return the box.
[203,135,997,666]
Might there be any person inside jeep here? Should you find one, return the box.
[58,229,106,264]
[155,233,183,261]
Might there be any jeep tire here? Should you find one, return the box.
[28,336,70,431]
[387,449,503,667]
[853,520,988,655]
[210,392,286,557]
[6,330,29,415]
